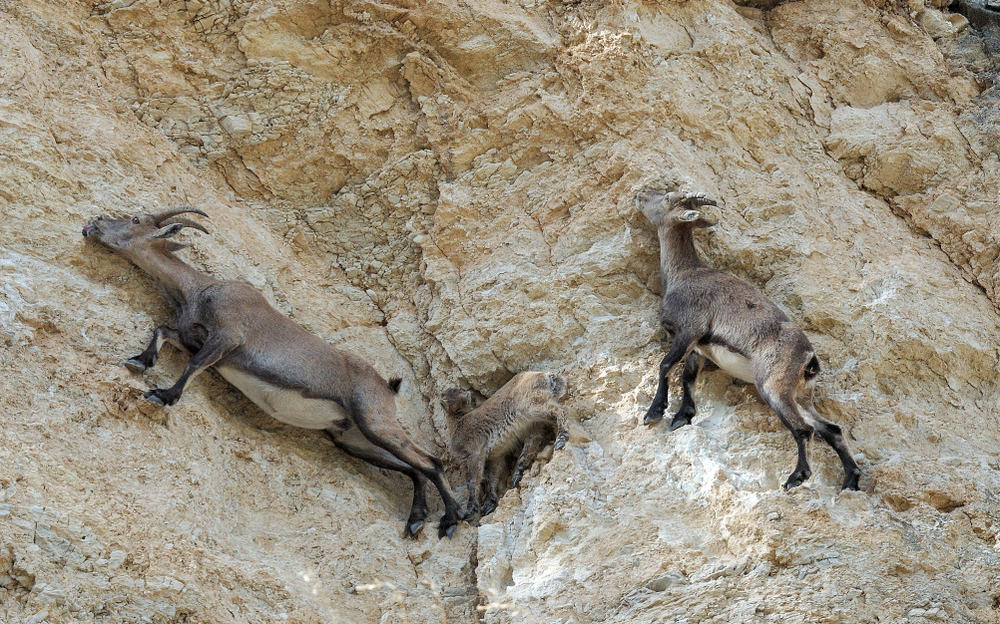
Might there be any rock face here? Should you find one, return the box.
[2,0,999,622]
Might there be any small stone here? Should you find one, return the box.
[108,550,126,570]
[918,8,956,38]
[32,582,66,606]
[25,611,48,624]
[219,114,252,138]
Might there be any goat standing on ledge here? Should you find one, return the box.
[82,208,464,538]
[442,372,568,521]
[635,189,861,491]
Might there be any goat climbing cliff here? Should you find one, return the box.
[2,1,1000,623]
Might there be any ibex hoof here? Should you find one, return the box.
[122,359,147,373]
[553,430,569,451]
[668,414,692,431]
[643,410,664,426]
[438,522,457,539]
[461,508,477,523]
[783,470,811,491]
[511,470,524,487]
[481,497,498,517]
[842,470,861,491]
[144,389,178,406]
[404,520,425,539]
[144,390,166,407]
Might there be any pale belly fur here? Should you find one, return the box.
[215,365,348,429]
[695,344,755,383]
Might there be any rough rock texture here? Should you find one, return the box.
[2,0,1000,622]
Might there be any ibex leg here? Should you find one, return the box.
[124,326,181,373]
[144,333,235,406]
[326,429,430,538]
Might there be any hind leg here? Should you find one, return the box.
[480,456,506,517]
[354,407,463,538]
[461,452,487,521]
[757,375,814,490]
[670,351,704,431]
[799,384,861,490]
[326,428,429,538]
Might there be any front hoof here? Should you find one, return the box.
[122,359,147,373]
[668,413,692,431]
[841,470,861,491]
[643,409,664,426]
[553,430,569,450]
[404,519,425,539]
[481,496,498,517]
[143,390,166,406]
[438,520,458,539]
[783,469,811,491]
[143,389,176,407]
[511,470,524,487]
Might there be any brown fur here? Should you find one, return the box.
[636,189,861,491]
[442,372,568,520]
[83,209,463,538]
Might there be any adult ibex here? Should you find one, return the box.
[636,189,861,491]
[83,208,463,538]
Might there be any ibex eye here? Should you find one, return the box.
[132,216,140,224]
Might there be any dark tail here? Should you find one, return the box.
[387,377,402,394]
[804,355,820,380]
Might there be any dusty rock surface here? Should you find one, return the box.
[2,0,999,622]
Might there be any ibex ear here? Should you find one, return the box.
[152,223,184,239]
[163,241,188,252]
[679,209,717,227]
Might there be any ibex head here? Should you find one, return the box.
[82,207,210,253]
[635,188,720,229]
[440,388,474,419]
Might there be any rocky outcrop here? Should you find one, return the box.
[2,0,999,622]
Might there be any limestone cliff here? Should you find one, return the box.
[2,0,999,622]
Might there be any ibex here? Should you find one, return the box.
[441,372,568,520]
[82,208,464,538]
[636,189,861,491]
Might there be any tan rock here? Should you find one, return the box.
[918,7,958,39]
[2,0,999,622]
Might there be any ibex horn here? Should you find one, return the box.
[153,206,210,224]
[160,216,209,234]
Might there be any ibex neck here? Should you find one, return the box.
[657,225,705,289]
[125,246,215,305]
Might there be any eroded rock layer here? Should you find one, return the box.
[2,0,999,622]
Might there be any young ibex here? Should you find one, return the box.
[441,372,568,520]
[82,208,463,538]
[636,189,861,491]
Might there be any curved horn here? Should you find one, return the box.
[152,206,209,224]
[160,216,210,234]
